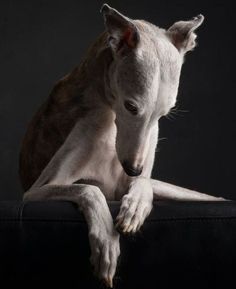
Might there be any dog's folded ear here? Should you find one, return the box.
[101,4,140,54]
[167,15,204,54]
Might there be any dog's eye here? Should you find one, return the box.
[124,101,138,115]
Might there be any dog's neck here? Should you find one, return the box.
[75,32,115,110]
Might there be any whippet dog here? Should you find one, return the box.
[19,4,224,287]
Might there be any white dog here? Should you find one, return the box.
[19,4,224,287]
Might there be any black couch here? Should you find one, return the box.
[0,200,236,288]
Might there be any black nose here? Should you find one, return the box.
[122,161,143,177]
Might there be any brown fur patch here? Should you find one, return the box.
[19,32,113,191]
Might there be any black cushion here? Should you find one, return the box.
[0,200,236,288]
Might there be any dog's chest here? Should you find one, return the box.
[76,122,129,200]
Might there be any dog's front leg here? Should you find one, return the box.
[115,177,153,234]
[150,179,226,201]
[24,184,120,288]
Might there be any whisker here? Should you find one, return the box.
[165,111,176,121]
[165,105,190,120]
[155,137,168,152]
[158,137,168,142]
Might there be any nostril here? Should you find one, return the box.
[122,161,143,177]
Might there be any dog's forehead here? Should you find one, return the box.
[134,19,181,64]
[135,19,183,84]
[135,20,166,47]
[115,51,157,100]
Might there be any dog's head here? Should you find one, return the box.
[101,4,204,177]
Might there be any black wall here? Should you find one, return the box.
[0,0,235,200]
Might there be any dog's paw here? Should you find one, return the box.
[89,227,120,288]
[115,193,153,234]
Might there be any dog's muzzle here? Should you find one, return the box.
[122,161,143,177]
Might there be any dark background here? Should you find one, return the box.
[0,0,235,201]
